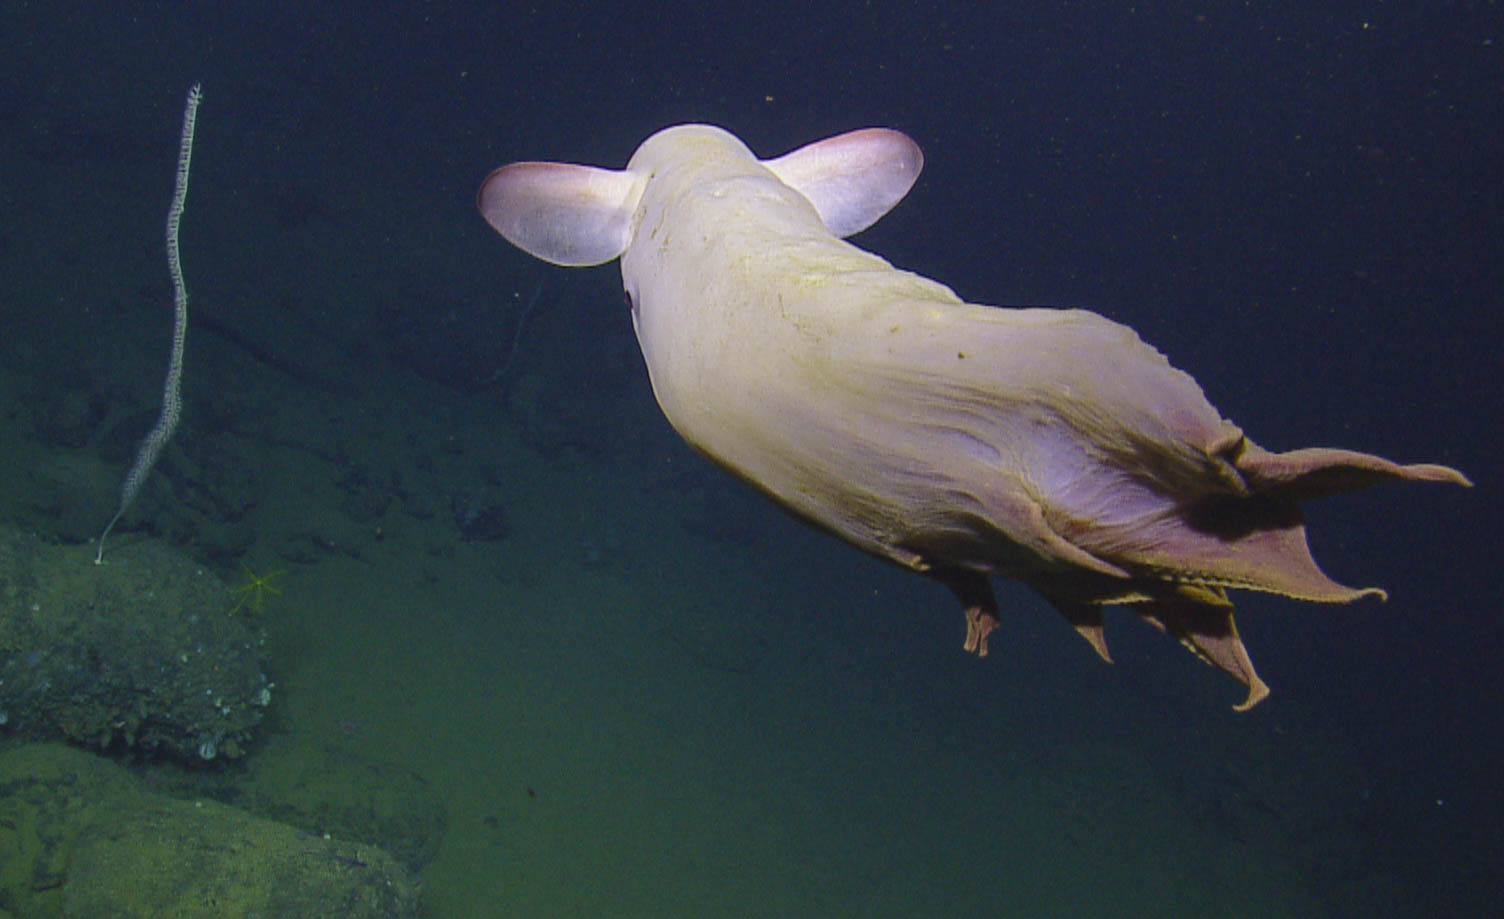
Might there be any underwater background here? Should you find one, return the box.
[0,1,1499,916]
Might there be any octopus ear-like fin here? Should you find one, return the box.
[764,128,923,237]
[477,162,643,266]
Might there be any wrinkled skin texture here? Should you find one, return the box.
[480,125,1471,709]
